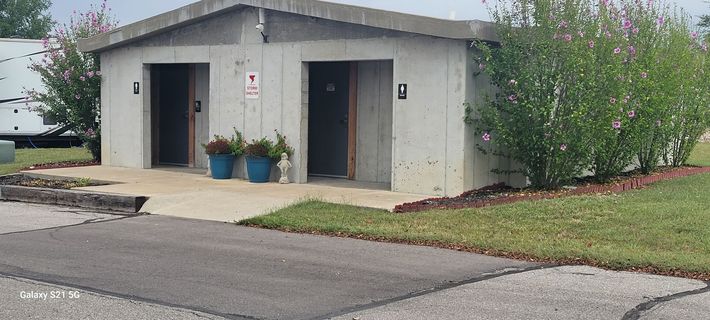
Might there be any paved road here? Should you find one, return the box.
[0,201,708,319]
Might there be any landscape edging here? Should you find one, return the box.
[0,185,148,213]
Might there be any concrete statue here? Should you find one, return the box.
[277,153,292,184]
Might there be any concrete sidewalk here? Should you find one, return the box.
[23,166,427,222]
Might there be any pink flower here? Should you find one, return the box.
[479,63,486,71]
[508,79,517,86]
[614,47,622,54]
[613,120,622,129]
[610,97,617,104]
[632,28,639,34]
[702,43,708,52]
[628,46,636,55]
[559,20,569,29]
[623,95,630,103]
[640,71,648,78]
[605,31,612,39]
[622,19,633,29]
[578,31,585,37]
[588,40,595,48]
[508,94,518,103]
[560,144,568,151]
[657,16,664,26]
[79,76,86,81]
[75,94,81,100]
[563,34,573,42]
[691,32,698,39]
[482,132,491,141]
[627,110,636,118]
[87,71,95,78]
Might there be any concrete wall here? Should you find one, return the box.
[356,60,393,184]
[195,64,210,169]
[98,6,507,196]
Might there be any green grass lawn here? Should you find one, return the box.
[0,148,92,176]
[241,143,710,277]
[688,142,710,166]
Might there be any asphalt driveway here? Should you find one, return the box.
[0,202,707,319]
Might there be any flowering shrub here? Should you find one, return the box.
[472,0,709,188]
[204,137,232,155]
[26,1,116,160]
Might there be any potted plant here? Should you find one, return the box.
[244,131,295,183]
[244,137,274,183]
[205,130,245,180]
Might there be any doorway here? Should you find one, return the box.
[151,64,197,167]
[308,62,356,178]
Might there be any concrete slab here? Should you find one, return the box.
[23,166,428,222]
[0,202,119,234]
[334,265,708,320]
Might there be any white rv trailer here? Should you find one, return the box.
[0,38,77,147]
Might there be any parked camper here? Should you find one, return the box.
[0,38,78,147]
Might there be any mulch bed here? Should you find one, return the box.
[23,160,99,171]
[394,166,710,213]
[0,174,102,190]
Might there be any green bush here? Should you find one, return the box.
[472,0,710,188]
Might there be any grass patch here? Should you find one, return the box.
[688,142,710,167]
[242,144,710,277]
[0,148,92,176]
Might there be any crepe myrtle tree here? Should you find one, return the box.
[27,1,116,161]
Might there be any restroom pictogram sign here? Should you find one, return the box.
[246,72,260,99]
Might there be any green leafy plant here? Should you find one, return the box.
[230,128,246,157]
[244,138,273,158]
[268,130,295,160]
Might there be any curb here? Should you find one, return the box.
[0,185,148,213]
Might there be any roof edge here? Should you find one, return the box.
[78,0,498,53]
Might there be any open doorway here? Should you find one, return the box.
[150,64,209,168]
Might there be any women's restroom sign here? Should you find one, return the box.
[246,72,260,99]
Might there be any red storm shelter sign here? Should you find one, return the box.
[245,72,260,99]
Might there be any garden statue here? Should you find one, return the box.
[277,153,292,184]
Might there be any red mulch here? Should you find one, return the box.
[23,160,100,171]
[394,166,710,213]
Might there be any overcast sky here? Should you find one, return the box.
[50,0,710,26]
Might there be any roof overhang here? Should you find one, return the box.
[78,0,497,53]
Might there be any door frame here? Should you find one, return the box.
[346,61,357,180]
[150,63,197,168]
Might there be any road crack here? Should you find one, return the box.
[311,264,555,320]
[621,282,710,320]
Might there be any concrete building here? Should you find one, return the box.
[78,0,523,197]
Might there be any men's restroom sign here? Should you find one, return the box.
[398,84,407,99]
[246,72,260,99]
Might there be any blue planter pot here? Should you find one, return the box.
[209,154,236,179]
[246,156,272,183]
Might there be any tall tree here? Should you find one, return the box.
[0,0,53,39]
